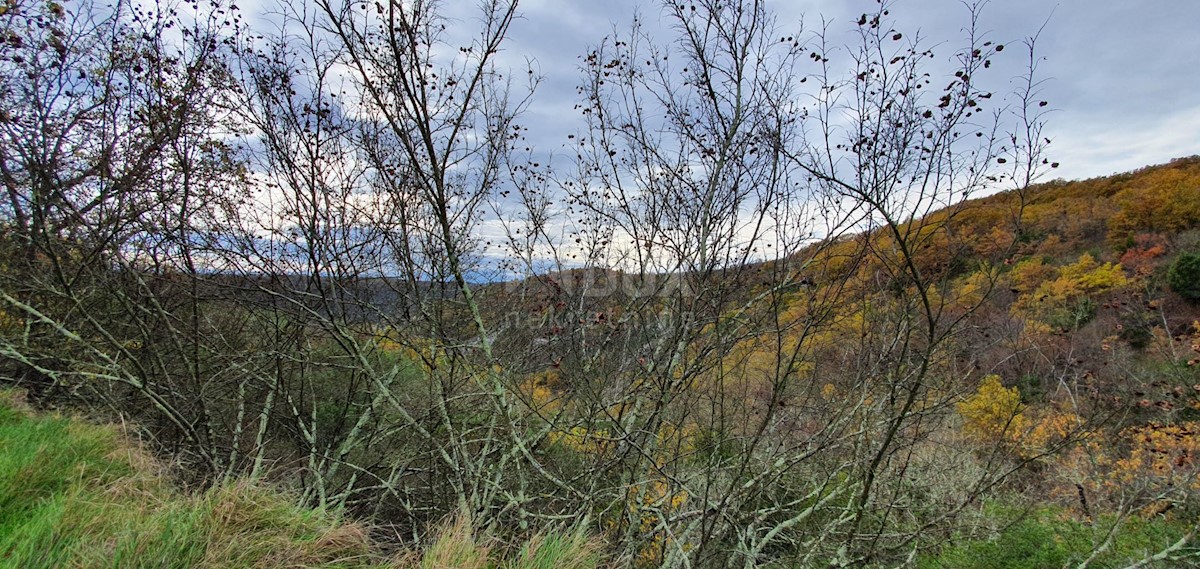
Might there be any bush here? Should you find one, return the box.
[1168,252,1200,299]
[918,507,1200,569]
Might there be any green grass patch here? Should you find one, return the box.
[917,505,1199,569]
[0,390,379,568]
[0,391,384,569]
[0,391,605,568]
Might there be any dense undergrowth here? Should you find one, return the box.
[4,388,1198,568]
[916,506,1197,569]
[2,0,1200,561]
[0,390,603,569]
[5,151,1200,566]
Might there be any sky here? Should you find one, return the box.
[495,0,1200,183]
[228,0,1200,277]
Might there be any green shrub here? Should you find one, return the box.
[918,507,1200,569]
[1168,252,1200,299]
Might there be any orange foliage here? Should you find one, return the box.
[1064,421,1200,513]
[1111,422,1200,489]
[1017,407,1085,457]
[1118,233,1170,276]
[1009,257,1055,294]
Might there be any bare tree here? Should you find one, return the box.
[7,0,1149,567]
[508,1,1061,566]
[0,0,248,472]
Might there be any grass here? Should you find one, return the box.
[9,387,1199,569]
[916,504,1200,569]
[505,527,603,569]
[0,390,604,569]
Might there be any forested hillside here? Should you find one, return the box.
[472,156,1200,567]
[2,0,1199,566]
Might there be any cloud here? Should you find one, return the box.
[1049,104,1200,180]
[506,0,1200,181]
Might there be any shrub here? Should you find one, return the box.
[919,507,1200,569]
[1168,252,1200,299]
[957,375,1027,444]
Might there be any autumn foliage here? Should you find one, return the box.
[4,0,1200,562]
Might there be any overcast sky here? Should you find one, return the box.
[492,0,1200,182]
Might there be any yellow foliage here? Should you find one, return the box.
[1009,257,1055,293]
[1022,320,1054,337]
[1058,253,1127,290]
[1011,253,1128,330]
[373,333,445,372]
[954,265,1000,307]
[820,382,837,400]
[655,421,699,460]
[624,476,690,566]
[548,426,613,455]
[520,370,562,413]
[1109,166,1200,240]
[957,375,1027,443]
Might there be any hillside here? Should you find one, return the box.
[467,156,1200,566]
[6,0,1200,563]
[5,155,1200,568]
[7,157,1200,568]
